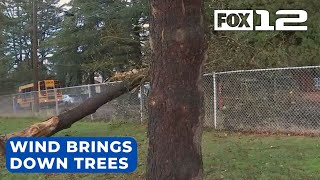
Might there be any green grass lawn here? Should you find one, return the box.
[1,117,320,180]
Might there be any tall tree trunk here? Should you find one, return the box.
[147,0,207,179]
[89,72,95,84]
[89,72,97,96]
[77,70,82,85]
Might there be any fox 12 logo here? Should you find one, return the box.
[214,10,308,31]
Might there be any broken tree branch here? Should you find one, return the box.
[0,68,149,156]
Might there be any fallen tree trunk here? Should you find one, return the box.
[0,68,148,156]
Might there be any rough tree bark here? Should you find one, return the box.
[147,0,207,179]
[0,68,148,156]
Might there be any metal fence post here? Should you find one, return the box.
[140,85,143,123]
[88,85,94,121]
[213,72,217,129]
[12,95,17,114]
[31,92,34,113]
[54,88,59,115]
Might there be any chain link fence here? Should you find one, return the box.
[0,82,142,122]
[1,66,320,134]
[213,66,320,134]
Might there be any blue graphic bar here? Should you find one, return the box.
[6,137,138,173]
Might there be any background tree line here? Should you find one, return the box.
[0,0,319,95]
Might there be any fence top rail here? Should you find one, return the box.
[214,65,320,75]
[55,81,123,91]
[0,81,125,97]
[2,65,320,97]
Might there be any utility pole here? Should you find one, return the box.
[32,0,39,112]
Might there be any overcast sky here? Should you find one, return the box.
[58,0,71,6]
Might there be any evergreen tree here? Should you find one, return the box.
[50,0,148,86]
[0,0,62,94]
[2,0,62,75]
[205,0,320,72]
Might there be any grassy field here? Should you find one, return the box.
[1,117,320,180]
